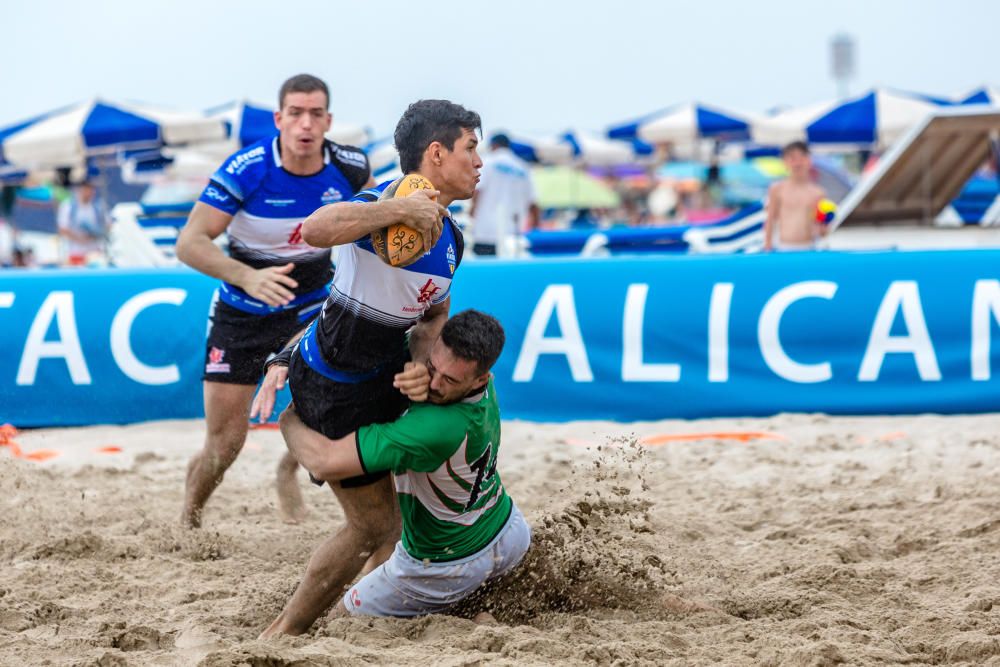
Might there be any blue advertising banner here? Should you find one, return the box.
[1,249,998,427]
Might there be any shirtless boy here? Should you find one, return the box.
[763,141,827,252]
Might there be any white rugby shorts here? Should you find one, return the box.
[343,504,531,617]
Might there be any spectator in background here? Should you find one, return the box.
[12,246,35,268]
[469,133,539,256]
[763,142,827,252]
[57,181,107,265]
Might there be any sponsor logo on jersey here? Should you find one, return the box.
[333,146,367,169]
[264,198,296,206]
[206,347,231,373]
[225,145,266,176]
[447,244,456,274]
[321,187,344,204]
[416,278,441,304]
[204,186,230,203]
[350,589,361,607]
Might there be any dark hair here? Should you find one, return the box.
[394,100,481,174]
[490,132,511,149]
[782,140,810,156]
[440,310,505,375]
[279,74,330,110]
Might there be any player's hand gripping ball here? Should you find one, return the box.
[815,198,837,225]
[372,174,436,267]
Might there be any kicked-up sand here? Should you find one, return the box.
[2,412,1000,666]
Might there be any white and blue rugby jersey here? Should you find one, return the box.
[311,180,464,374]
[198,136,370,295]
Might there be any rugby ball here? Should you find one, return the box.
[372,174,436,267]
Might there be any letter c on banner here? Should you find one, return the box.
[758,281,838,383]
[110,288,187,385]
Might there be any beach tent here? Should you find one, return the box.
[751,88,953,148]
[607,102,753,144]
[0,99,227,168]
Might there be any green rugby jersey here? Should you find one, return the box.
[356,377,511,561]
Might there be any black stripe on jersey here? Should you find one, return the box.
[229,241,332,293]
[352,189,381,203]
[208,179,241,204]
[328,286,414,327]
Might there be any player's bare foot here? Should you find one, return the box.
[276,452,307,524]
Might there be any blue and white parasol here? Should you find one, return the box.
[0,98,227,168]
[751,88,954,148]
[607,102,754,144]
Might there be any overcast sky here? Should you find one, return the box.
[4,0,997,138]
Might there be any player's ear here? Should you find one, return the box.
[273,110,281,130]
[472,372,490,391]
[426,141,444,167]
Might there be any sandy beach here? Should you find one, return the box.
[3,412,1000,666]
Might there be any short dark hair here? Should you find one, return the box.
[394,100,481,174]
[441,310,505,375]
[279,74,330,110]
[490,132,511,149]
[782,140,810,156]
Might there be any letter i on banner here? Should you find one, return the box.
[708,283,733,382]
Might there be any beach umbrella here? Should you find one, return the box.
[751,88,953,148]
[507,133,575,164]
[608,102,754,144]
[960,86,1000,106]
[531,166,621,209]
[561,131,653,166]
[0,99,227,168]
[206,100,371,150]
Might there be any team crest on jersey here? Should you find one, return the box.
[321,187,343,204]
[447,244,456,274]
[206,347,231,373]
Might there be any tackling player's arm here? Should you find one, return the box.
[282,401,455,482]
[177,202,299,307]
[300,191,448,250]
[251,328,432,423]
[282,411,366,482]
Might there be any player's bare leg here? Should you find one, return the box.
[261,408,401,637]
[182,382,256,528]
[275,450,307,524]
[260,474,401,637]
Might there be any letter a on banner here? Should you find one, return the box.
[16,291,91,386]
[859,281,941,381]
[513,285,593,382]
